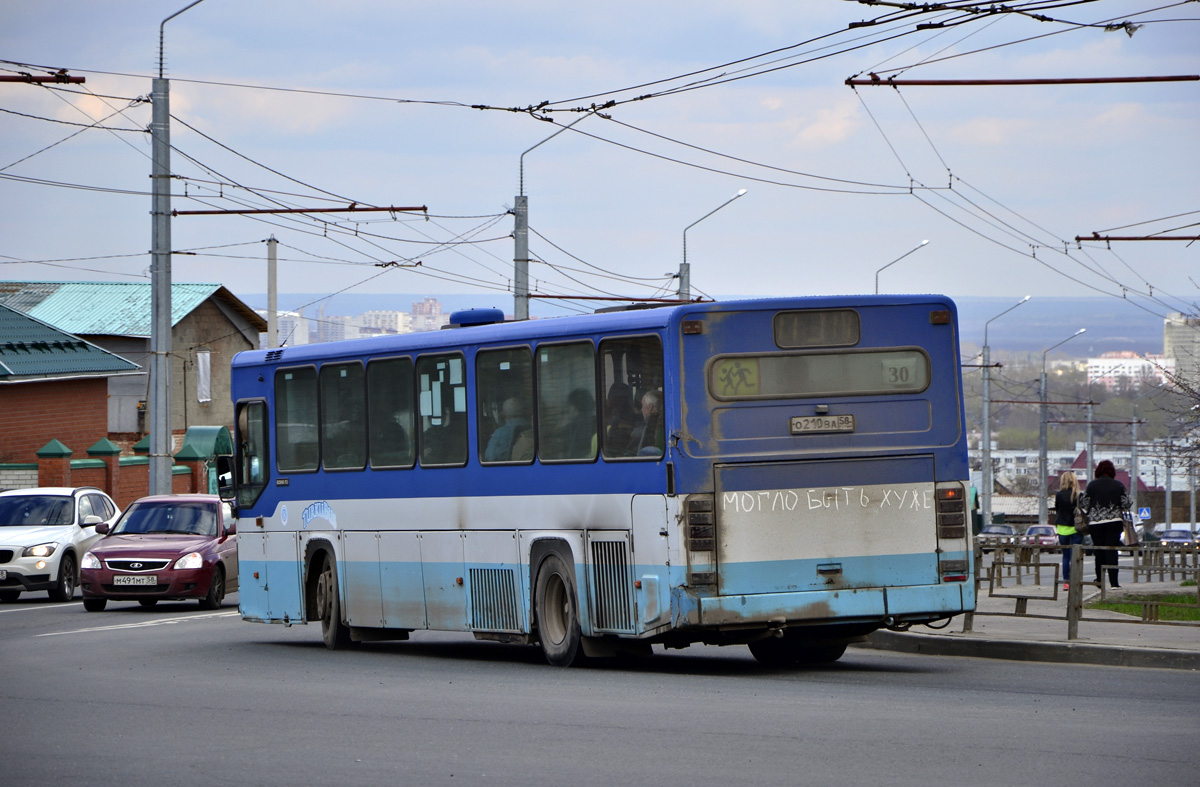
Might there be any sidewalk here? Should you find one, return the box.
[860,578,1200,671]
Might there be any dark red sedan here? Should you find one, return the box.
[79,495,238,611]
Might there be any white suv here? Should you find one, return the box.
[0,487,120,602]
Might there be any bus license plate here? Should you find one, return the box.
[113,574,157,586]
[790,414,855,434]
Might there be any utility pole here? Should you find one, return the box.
[513,195,529,320]
[267,236,278,348]
[1039,329,1086,525]
[1086,403,1094,479]
[1165,439,1173,528]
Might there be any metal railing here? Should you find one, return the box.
[968,543,1200,639]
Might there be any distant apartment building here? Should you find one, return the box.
[360,309,411,334]
[411,297,448,332]
[1086,351,1173,391]
[1164,312,1200,385]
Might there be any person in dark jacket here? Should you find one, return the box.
[1053,470,1083,590]
[1078,459,1131,589]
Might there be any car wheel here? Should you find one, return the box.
[0,590,21,603]
[199,566,225,610]
[138,599,159,608]
[83,597,107,612]
[48,553,77,602]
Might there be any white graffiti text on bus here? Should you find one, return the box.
[301,500,338,530]
[722,487,932,513]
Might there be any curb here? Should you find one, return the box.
[858,630,1200,671]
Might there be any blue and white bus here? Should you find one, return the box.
[221,296,972,666]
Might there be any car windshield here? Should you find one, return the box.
[1162,530,1192,539]
[982,526,1013,535]
[1027,526,1054,535]
[114,501,217,536]
[0,495,74,526]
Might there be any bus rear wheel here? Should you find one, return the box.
[749,632,847,667]
[535,552,584,667]
[316,557,352,650]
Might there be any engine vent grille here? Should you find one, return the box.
[468,568,521,632]
[590,540,634,633]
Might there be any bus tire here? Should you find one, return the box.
[748,634,799,667]
[796,641,847,664]
[534,552,584,667]
[316,556,352,650]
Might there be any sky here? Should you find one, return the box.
[1,1,1197,326]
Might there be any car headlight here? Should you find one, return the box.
[82,552,102,570]
[174,552,203,570]
[23,543,57,558]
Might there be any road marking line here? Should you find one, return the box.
[35,610,240,637]
[0,603,83,615]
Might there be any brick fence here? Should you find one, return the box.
[8,437,211,509]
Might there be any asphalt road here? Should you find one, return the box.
[3,593,1198,786]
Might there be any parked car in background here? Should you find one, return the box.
[1021,524,1059,547]
[80,495,238,611]
[0,487,119,602]
[976,523,1019,553]
[1158,529,1196,548]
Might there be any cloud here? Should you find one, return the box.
[792,99,862,147]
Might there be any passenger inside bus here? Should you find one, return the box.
[629,389,664,457]
[561,388,597,459]
[484,397,530,462]
[603,382,636,457]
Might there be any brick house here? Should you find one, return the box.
[0,282,266,444]
[0,302,139,465]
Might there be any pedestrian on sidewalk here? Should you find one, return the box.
[1079,459,1131,589]
[1054,470,1083,591]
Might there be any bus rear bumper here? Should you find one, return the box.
[697,583,969,628]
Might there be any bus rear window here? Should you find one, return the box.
[774,309,859,348]
[709,349,930,399]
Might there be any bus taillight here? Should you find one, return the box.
[935,483,967,540]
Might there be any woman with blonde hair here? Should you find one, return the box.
[1054,471,1083,591]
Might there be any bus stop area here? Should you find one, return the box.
[860,552,1200,671]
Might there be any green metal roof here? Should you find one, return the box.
[0,281,224,338]
[0,303,140,380]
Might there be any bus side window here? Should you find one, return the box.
[320,362,366,470]
[537,342,596,462]
[367,357,415,468]
[477,348,534,464]
[236,400,268,507]
[417,354,468,466]
[600,336,664,460]
[276,367,318,472]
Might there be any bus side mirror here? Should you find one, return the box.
[216,454,236,502]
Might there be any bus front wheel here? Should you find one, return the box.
[534,552,584,667]
[316,557,352,650]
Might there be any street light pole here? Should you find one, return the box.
[874,239,929,295]
[981,295,1030,530]
[513,112,593,321]
[679,189,747,301]
[1039,328,1086,524]
[149,0,208,495]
